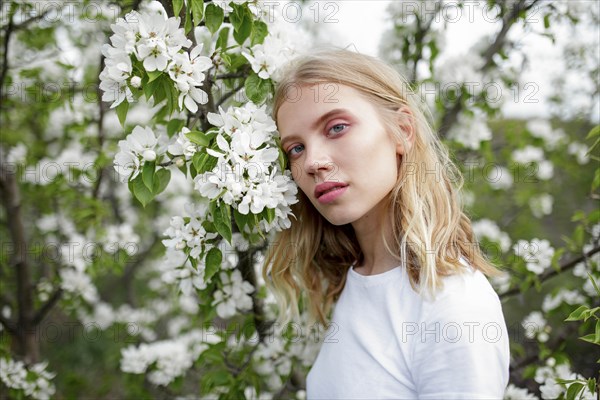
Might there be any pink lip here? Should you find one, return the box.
[314,181,348,204]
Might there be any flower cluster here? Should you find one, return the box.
[114,125,168,182]
[529,193,554,218]
[242,21,308,82]
[511,146,554,180]
[472,218,511,253]
[212,269,255,319]
[163,203,218,258]
[195,103,298,232]
[99,1,212,112]
[513,238,555,275]
[0,358,56,400]
[120,330,210,386]
[535,360,595,399]
[521,311,550,342]
[449,112,492,150]
[526,119,567,150]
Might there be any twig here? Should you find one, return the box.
[500,245,600,299]
[438,0,542,138]
[32,289,63,326]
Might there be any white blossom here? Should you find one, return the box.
[522,311,547,340]
[6,143,27,165]
[0,358,56,400]
[529,193,553,218]
[103,223,140,254]
[195,103,298,231]
[168,128,199,160]
[536,160,554,180]
[567,141,590,165]
[504,384,538,400]
[513,238,554,275]
[59,268,99,303]
[212,269,254,318]
[113,125,168,181]
[99,1,212,111]
[487,165,513,190]
[541,289,586,313]
[448,112,492,150]
[472,218,511,253]
[120,330,209,385]
[242,20,309,82]
[512,145,545,164]
[527,119,566,150]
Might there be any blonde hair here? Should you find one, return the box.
[263,47,499,327]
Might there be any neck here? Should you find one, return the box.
[351,204,399,276]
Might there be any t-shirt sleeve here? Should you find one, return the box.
[410,271,510,399]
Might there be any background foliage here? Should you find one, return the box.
[0,0,598,399]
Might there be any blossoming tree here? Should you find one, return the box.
[0,0,598,399]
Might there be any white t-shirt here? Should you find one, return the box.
[306,261,510,399]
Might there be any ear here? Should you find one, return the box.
[394,106,416,156]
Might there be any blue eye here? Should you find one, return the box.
[328,124,347,135]
[288,144,304,157]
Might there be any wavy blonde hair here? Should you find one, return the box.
[262,47,499,327]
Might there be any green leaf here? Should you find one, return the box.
[211,201,232,243]
[116,100,129,127]
[565,381,584,400]
[585,124,600,139]
[543,13,551,29]
[216,26,230,50]
[233,10,252,45]
[152,168,171,195]
[142,161,155,191]
[579,333,598,345]
[233,208,251,231]
[250,20,268,46]
[191,0,204,26]
[186,130,211,146]
[144,76,162,100]
[172,0,183,16]
[193,151,218,174]
[244,72,271,104]
[167,119,186,138]
[205,3,224,34]
[588,272,600,296]
[204,247,222,282]
[161,79,176,115]
[147,70,162,83]
[264,207,275,224]
[131,174,154,207]
[184,4,193,34]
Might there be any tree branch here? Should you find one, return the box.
[32,289,63,326]
[500,244,600,299]
[0,313,17,336]
[216,82,245,109]
[0,163,39,363]
[438,0,542,138]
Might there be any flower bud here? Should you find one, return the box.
[175,158,185,167]
[142,149,156,162]
[130,76,142,88]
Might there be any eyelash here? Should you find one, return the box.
[286,123,349,158]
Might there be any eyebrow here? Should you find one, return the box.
[280,108,350,148]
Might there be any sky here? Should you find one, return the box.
[279,0,599,121]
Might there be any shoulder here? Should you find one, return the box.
[422,259,503,322]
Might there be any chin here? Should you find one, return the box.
[319,210,360,226]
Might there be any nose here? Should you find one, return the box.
[304,145,334,181]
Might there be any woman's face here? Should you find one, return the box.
[277,83,402,227]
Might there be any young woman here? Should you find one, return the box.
[263,48,510,398]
